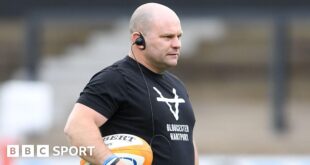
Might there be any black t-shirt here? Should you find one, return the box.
[77,56,196,165]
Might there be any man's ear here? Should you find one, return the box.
[132,32,146,50]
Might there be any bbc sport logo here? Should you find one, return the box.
[6,145,95,157]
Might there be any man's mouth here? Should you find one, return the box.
[167,53,179,56]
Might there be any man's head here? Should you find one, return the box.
[129,3,183,73]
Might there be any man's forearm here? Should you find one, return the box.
[64,106,113,165]
[194,140,199,165]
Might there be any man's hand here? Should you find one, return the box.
[116,159,128,165]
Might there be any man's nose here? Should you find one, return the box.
[171,37,181,49]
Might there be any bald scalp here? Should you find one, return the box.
[129,9,153,34]
[129,3,179,35]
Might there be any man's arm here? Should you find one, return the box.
[64,103,121,165]
[194,139,199,165]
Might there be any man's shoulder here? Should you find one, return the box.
[89,58,128,83]
[165,71,182,83]
[164,71,187,88]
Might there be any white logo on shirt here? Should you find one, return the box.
[153,87,185,121]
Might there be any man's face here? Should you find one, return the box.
[143,16,182,72]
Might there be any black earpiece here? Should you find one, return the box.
[134,33,146,50]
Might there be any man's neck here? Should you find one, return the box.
[128,52,163,74]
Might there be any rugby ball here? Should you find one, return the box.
[80,134,153,165]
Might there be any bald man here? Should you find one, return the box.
[64,3,198,165]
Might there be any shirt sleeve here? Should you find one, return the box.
[77,68,127,119]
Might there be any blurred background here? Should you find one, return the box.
[0,0,310,165]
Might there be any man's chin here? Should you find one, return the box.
[167,61,178,67]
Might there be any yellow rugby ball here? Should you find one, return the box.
[80,134,153,165]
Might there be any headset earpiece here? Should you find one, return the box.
[134,33,146,50]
